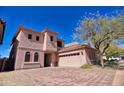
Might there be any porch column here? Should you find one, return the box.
[51,52,58,67]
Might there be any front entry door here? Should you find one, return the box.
[44,54,51,67]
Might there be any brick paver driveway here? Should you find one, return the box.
[0,67,116,86]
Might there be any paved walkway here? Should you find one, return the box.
[112,60,124,85]
[112,70,124,85]
[0,67,115,86]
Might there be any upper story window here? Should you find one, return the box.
[50,36,53,41]
[28,34,32,39]
[36,36,39,41]
[57,41,62,47]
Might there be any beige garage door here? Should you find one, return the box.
[59,52,84,67]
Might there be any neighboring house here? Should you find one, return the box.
[0,18,6,44]
[0,57,8,72]
[9,25,97,70]
[108,57,121,61]
[103,55,121,61]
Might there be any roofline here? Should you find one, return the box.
[59,47,82,53]
[57,38,65,42]
[11,25,42,45]
[0,18,6,24]
[19,25,41,34]
[11,25,60,45]
[82,45,97,51]
[59,44,97,53]
[42,29,59,35]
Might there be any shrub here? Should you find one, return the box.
[106,60,118,65]
[80,64,92,69]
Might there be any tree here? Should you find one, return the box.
[73,11,124,67]
[105,44,124,58]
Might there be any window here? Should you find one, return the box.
[28,34,32,39]
[34,52,39,62]
[25,52,30,62]
[76,53,80,55]
[50,36,53,41]
[57,41,62,47]
[59,52,80,57]
[36,36,39,41]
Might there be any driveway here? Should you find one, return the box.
[0,67,115,86]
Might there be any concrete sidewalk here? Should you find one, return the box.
[113,60,124,85]
[112,69,124,85]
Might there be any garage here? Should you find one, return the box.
[58,43,97,67]
[59,50,85,67]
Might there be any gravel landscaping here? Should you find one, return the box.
[0,66,116,86]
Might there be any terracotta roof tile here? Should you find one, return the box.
[42,29,58,35]
[59,44,96,53]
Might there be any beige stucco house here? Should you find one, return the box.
[9,25,97,70]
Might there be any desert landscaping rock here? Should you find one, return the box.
[0,67,115,86]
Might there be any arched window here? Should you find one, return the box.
[25,52,30,62]
[34,52,39,62]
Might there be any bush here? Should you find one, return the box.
[80,64,92,69]
[105,59,118,65]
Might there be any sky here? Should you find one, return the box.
[0,6,124,57]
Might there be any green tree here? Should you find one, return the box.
[105,44,124,58]
[73,11,124,67]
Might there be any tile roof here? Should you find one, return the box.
[42,29,58,35]
[59,43,97,53]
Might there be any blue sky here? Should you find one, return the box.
[0,6,124,57]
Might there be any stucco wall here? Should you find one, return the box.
[85,49,97,64]
[18,30,43,50]
[43,32,57,52]
[51,52,58,66]
[14,48,44,70]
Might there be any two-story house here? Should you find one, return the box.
[9,26,64,70]
[9,25,97,70]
